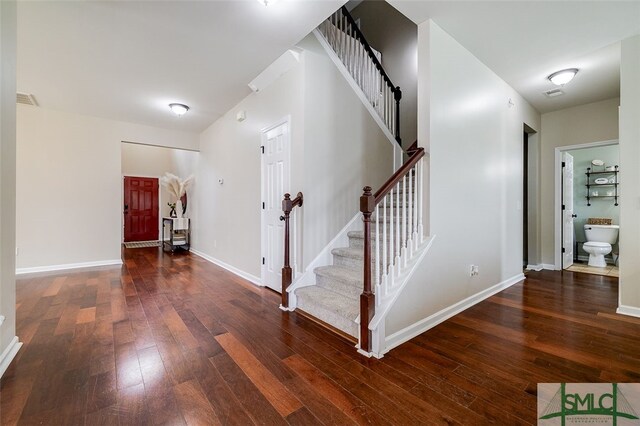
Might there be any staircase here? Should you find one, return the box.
[279,7,431,358]
[295,171,418,340]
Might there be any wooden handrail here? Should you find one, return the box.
[280,192,303,309]
[374,147,424,203]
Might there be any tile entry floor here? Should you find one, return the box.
[566,263,619,277]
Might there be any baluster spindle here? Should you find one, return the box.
[418,159,424,242]
[408,165,413,257]
[389,187,394,285]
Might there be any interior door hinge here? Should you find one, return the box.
[562,161,566,167]
[562,204,565,210]
[261,146,264,154]
[262,257,265,265]
[262,202,265,209]
[562,247,566,253]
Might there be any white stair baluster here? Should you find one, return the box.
[408,167,413,257]
[382,196,387,295]
[395,181,401,275]
[413,165,419,250]
[418,158,424,243]
[388,187,394,287]
[375,198,381,299]
[402,175,407,266]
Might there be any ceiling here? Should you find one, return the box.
[389,1,640,113]
[17,0,344,133]
[18,1,640,131]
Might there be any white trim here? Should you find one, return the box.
[542,263,557,270]
[16,259,123,275]
[191,249,262,287]
[369,236,436,330]
[286,213,362,309]
[312,29,403,170]
[554,139,619,270]
[384,273,525,353]
[0,337,22,378]
[260,116,292,293]
[526,264,543,271]
[616,305,640,318]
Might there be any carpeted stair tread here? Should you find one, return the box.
[295,286,359,337]
[313,266,363,298]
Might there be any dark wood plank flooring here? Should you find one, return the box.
[2,248,638,425]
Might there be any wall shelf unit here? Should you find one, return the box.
[586,166,618,206]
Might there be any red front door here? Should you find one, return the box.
[124,176,159,242]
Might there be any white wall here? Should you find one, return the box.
[0,0,19,374]
[539,98,619,265]
[350,1,418,148]
[194,33,392,280]
[16,106,199,271]
[619,35,640,312]
[386,21,540,337]
[566,144,619,256]
[121,142,198,228]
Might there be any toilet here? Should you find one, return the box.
[583,224,619,267]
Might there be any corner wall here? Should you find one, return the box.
[194,34,393,281]
[0,0,19,375]
[386,21,540,341]
[16,107,199,272]
[538,98,620,266]
[619,35,640,313]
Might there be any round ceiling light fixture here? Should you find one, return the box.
[548,68,579,86]
[169,103,189,116]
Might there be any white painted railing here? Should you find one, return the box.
[317,7,402,145]
[372,157,424,305]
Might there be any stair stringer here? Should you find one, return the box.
[311,29,403,171]
[357,235,436,359]
[285,212,362,311]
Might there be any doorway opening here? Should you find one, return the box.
[555,140,619,278]
[523,124,536,269]
[121,141,199,247]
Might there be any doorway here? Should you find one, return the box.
[523,124,537,269]
[123,176,159,242]
[261,117,291,292]
[555,140,620,277]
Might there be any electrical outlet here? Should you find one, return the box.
[469,265,479,276]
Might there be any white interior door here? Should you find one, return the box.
[562,152,574,269]
[261,120,290,292]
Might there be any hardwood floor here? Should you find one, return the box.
[2,249,639,425]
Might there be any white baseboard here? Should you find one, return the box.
[0,336,22,378]
[190,249,262,287]
[616,305,640,318]
[526,264,543,271]
[16,259,123,275]
[542,263,557,271]
[384,273,525,353]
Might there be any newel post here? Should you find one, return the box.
[394,86,402,145]
[360,186,375,353]
[280,192,303,310]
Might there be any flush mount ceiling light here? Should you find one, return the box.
[257,0,279,5]
[548,68,579,86]
[169,103,189,116]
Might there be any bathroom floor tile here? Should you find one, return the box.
[566,263,616,277]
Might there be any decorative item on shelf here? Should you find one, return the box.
[587,218,612,225]
[592,190,599,197]
[161,173,194,219]
[594,178,609,184]
[605,165,616,172]
[591,159,604,166]
[607,190,614,196]
[168,202,177,218]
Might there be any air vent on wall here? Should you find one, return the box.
[543,88,564,98]
[16,93,38,106]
